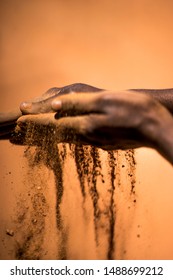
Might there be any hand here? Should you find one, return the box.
[20,83,103,115]
[0,86,61,139]
[0,83,102,140]
[13,90,173,153]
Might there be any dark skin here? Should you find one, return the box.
[0,84,102,139]
[1,83,173,164]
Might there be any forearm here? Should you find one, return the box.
[131,88,173,115]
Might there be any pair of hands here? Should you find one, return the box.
[1,83,173,163]
[0,83,101,139]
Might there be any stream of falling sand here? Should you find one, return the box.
[13,123,136,260]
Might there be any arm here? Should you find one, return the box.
[131,88,173,115]
[1,84,173,165]
[15,89,173,165]
[1,84,173,127]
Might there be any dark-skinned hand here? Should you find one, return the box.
[0,83,102,139]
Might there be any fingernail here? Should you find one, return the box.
[20,102,32,110]
[52,100,62,110]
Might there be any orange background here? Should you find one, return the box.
[0,0,173,259]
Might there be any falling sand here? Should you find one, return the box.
[11,122,136,260]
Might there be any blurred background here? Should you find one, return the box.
[1,0,173,259]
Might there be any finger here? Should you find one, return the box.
[0,109,22,126]
[51,92,106,116]
[20,84,103,115]
[17,113,88,137]
[57,83,103,94]
[14,113,95,146]
[20,95,57,115]
[10,115,54,146]
[20,87,61,115]
[19,88,74,115]
[0,123,16,137]
[41,83,100,99]
[18,113,69,128]
[41,87,60,99]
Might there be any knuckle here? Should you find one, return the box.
[80,116,95,136]
[62,83,98,93]
[142,94,159,112]
[43,87,60,97]
[98,92,113,104]
[95,92,114,113]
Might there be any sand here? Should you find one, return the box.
[8,122,136,259]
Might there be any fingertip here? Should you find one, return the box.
[20,102,32,113]
[17,115,28,124]
[51,100,62,111]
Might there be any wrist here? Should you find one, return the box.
[143,101,173,164]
